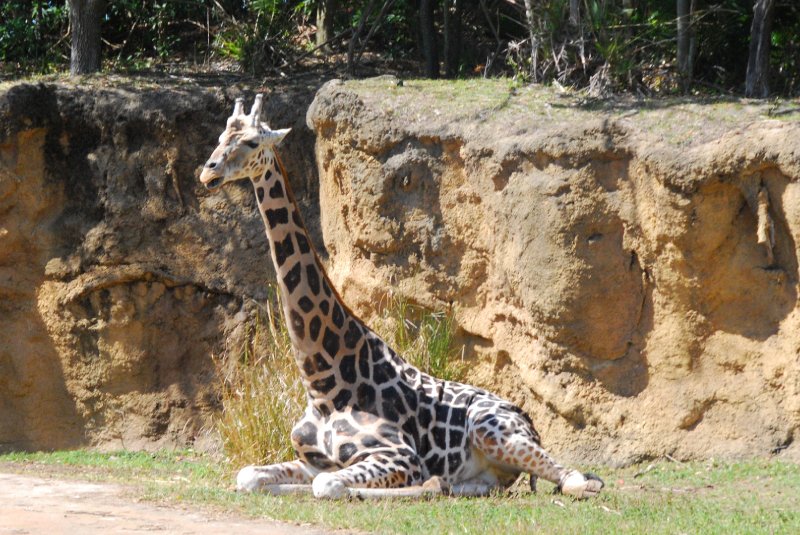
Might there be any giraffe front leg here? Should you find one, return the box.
[237,460,319,493]
[468,404,604,499]
[311,452,423,499]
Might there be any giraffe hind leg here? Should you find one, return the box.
[236,460,318,493]
[467,402,603,499]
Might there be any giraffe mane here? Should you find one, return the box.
[273,150,362,324]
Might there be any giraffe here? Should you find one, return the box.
[199,95,604,500]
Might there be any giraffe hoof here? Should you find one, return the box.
[422,476,450,495]
[312,472,350,499]
[236,465,260,492]
[559,470,604,499]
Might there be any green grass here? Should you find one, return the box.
[1,450,798,534]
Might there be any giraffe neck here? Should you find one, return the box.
[252,154,404,409]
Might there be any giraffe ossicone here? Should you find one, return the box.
[199,95,604,501]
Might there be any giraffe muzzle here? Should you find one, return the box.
[200,165,224,190]
[205,177,223,190]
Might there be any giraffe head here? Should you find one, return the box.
[200,94,290,190]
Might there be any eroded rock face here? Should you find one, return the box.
[4,76,799,465]
[0,81,318,451]
[308,79,800,463]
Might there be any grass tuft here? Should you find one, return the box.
[375,294,466,383]
[213,295,305,468]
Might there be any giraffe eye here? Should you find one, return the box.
[244,140,259,149]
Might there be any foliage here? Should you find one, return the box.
[770,1,800,95]
[0,1,68,73]
[1,2,798,93]
[212,0,314,74]
[2,451,799,534]
[502,0,798,95]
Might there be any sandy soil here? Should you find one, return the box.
[0,472,329,535]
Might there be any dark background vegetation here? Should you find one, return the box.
[0,1,798,96]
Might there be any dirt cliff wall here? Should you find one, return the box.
[0,80,319,451]
[3,76,799,465]
[307,78,800,464]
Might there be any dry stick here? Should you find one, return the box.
[633,464,655,478]
[550,35,559,74]
[352,0,398,69]
[257,477,491,499]
[110,14,142,68]
[262,483,446,499]
[294,28,354,65]
[347,0,379,74]
[212,0,234,22]
[479,0,503,77]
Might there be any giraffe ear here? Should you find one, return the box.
[249,94,264,127]
[268,127,291,144]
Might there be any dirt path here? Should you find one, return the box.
[0,473,329,535]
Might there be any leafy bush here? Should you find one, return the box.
[104,0,215,68]
[213,0,315,74]
[0,1,68,73]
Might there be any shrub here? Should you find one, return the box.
[0,1,68,73]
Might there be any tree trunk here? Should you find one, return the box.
[443,0,451,77]
[449,0,463,77]
[420,0,439,78]
[676,0,691,90]
[452,0,462,75]
[688,0,697,82]
[316,0,335,52]
[69,0,105,76]
[746,0,775,98]
[443,0,463,78]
